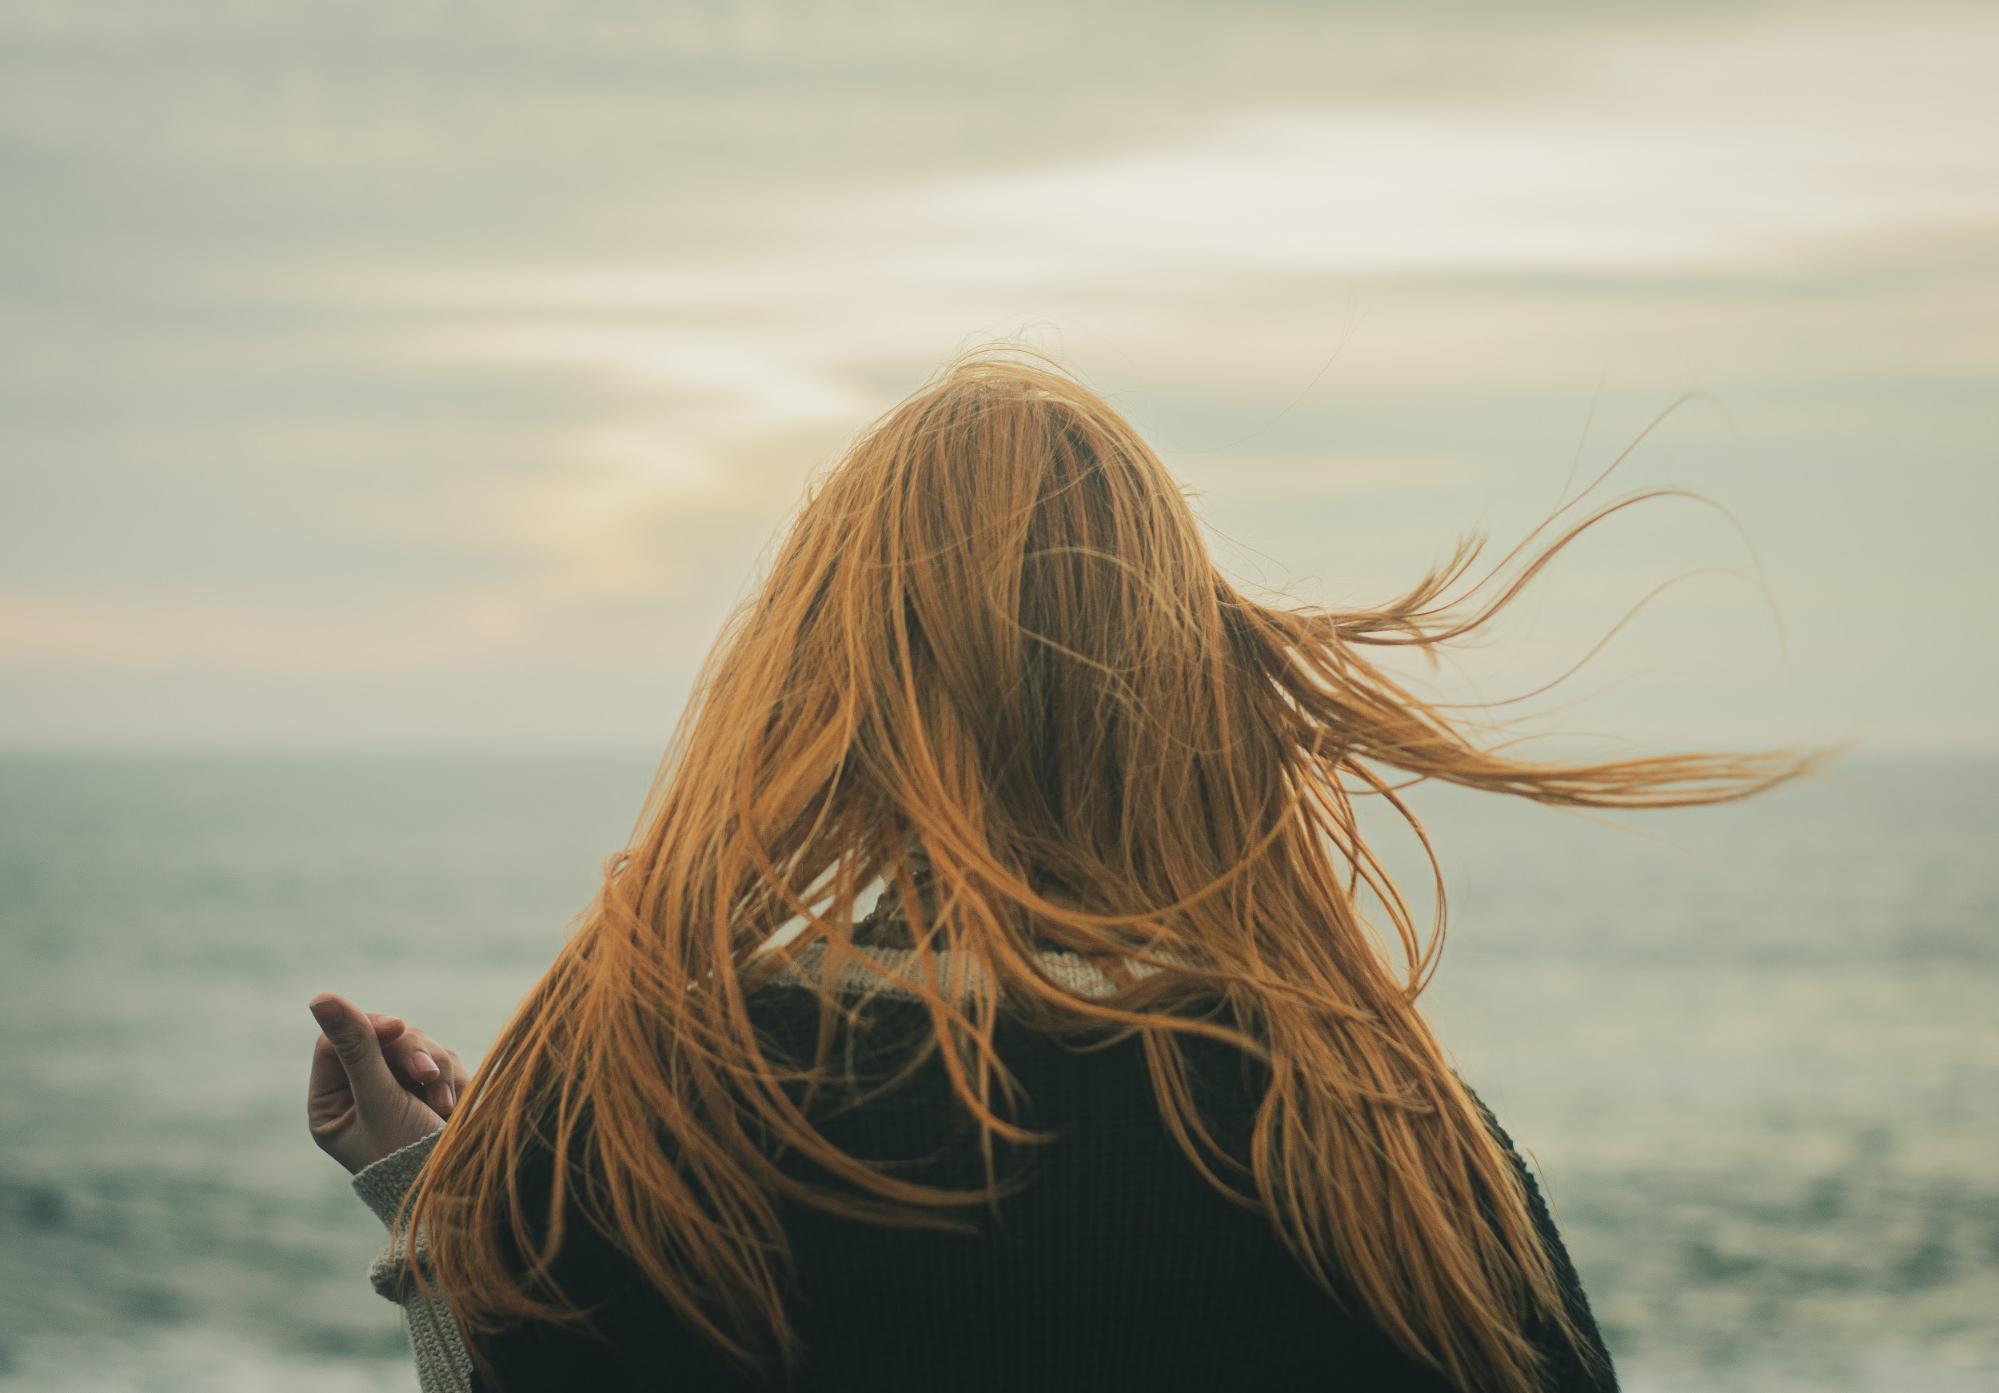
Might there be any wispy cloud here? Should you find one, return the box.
[2,2,1992,747]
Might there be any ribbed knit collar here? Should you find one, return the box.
[756,937,1137,1002]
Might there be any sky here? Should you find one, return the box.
[2,0,1994,754]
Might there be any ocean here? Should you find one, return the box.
[1,749,1992,1391]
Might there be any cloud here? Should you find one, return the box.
[1175,452,1482,503]
[3,0,1993,745]
[868,13,1998,283]
[0,589,459,675]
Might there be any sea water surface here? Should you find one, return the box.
[0,749,1993,1391]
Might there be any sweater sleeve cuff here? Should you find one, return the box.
[351,1128,444,1230]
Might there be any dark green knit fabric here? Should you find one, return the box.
[456,972,1619,1393]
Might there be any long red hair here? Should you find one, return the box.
[400,343,1837,1392]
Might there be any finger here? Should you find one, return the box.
[369,1012,407,1041]
[432,1050,470,1119]
[308,992,400,1104]
[306,1034,360,1144]
[404,1041,470,1117]
[306,1033,354,1110]
[387,1027,446,1085]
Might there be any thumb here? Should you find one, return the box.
[308,992,399,1104]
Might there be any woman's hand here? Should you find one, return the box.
[305,992,471,1175]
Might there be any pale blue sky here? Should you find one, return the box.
[3,0,1993,753]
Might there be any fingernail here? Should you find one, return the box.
[308,997,337,1023]
[441,1084,456,1111]
[409,1052,439,1080]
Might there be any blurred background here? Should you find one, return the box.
[2,2,1993,1390]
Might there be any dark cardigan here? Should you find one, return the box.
[455,936,1621,1393]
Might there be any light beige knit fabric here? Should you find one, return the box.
[755,938,1133,1000]
[352,1128,467,1392]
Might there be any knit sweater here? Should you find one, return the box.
[351,941,1619,1392]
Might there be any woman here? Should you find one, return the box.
[306,345,1829,1392]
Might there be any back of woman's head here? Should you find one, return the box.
[740,347,1296,922]
[404,341,1837,1393]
